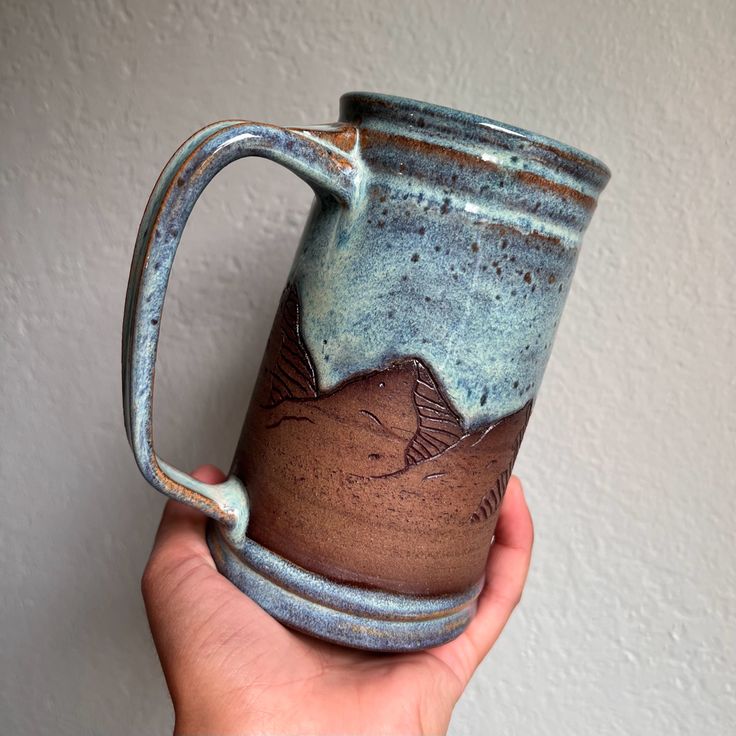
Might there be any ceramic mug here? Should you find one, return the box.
[123,92,609,651]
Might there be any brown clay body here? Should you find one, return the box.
[233,287,531,596]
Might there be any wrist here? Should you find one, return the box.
[175,715,258,736]
[174,702,262,736]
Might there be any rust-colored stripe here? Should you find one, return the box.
[515,170,596,210]
[361,128,595,212]
[361,128,500,173]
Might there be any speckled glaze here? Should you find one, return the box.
[123,92,609,651]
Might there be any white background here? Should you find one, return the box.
[1,1,734,733]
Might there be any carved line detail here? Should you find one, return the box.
[470,401,533,523]
[267,285,318,405]
[262,284,533,498]
[405,362,464,466]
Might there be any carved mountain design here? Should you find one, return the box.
[470,400,532,522]
[266,285,317,405]
[235,283,535,596]
[406,362,464,465]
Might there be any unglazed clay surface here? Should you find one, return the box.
[234,285,532,595]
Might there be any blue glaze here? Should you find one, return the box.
[123,120,357,534]
[123,93,609,651]
[208,525,481,651]
[293,93,609,426]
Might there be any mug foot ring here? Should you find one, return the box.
[207,525,481,652]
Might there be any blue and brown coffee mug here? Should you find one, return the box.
[123,92,609,651]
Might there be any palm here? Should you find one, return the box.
[142,466,533,735]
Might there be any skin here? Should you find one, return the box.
[142,465,534,735]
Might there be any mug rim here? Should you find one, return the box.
[340,91,611,181]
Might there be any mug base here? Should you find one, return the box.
[207,524,482,652]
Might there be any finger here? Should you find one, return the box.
[150,464,227,562]
[140,465,255,695]
[430,476,533,682]
[465,476,533,658]
[141,465,234,646]
[142,464,228,613]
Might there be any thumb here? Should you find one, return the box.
[149,464,227,566]
[141,464,227,615]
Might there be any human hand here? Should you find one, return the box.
[142,465,533,735]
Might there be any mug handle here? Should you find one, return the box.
[122,120,358,546]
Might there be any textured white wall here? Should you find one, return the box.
[1,0,734,733]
